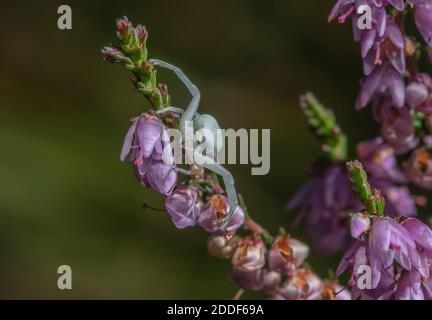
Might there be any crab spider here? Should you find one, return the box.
[150,58,238,228]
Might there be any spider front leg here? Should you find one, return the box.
[149,59,201,132]
[156,106,184,114]
[193,151,239,229]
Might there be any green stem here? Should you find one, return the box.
[346,160,385,216]
[300,92,347,162]
[102,19,171,109]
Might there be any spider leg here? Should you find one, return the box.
[150,59,239,226]
[193,151,239,228]
[156,106,184,114]
[149,59,201,133]
[175,167,192,175]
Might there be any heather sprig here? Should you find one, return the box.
[326,1,432,300]
[339,159,432,300]
[300,92,347,162]
[287,94,357,255]
[102,16,170,109]
[346,160,385,216]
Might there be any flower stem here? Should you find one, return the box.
[102,17,170,109]
[300,92,347,162]
[346,160,385,216]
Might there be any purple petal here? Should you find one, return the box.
[120,117,138,161]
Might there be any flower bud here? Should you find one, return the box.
[116,16,132,40]
[406,81,428,109]
[384,186,417,217]
[415,3,432,48]
[268,236,309,273]
[381,107,418,155]
[229,268,263,291]
[357,138,405,182]
[101,46,126,62]
[165,184,201,229]
[261,271,281,295]
[135,24,148,44]
[278,268,322,300]
[350,212,370,238]
[207,234,239,260]
[198,195,244,234]
[231,236,266,271]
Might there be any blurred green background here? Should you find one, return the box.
[0,0,379,299]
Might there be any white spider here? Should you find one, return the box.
[150,59,239,227]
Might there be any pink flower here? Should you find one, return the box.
[268,236,309,273]
[198,195,244,234]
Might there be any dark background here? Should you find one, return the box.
[0,1,378,299]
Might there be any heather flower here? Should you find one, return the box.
[414,2,432,47]
[261,271,282,294]
[329,0,405,26]
[268,236,309,273]
[310,216,351,254]
[403,147,432,189]
[121,113,177,195]
[406,73,432,113]
[328,0,356,24]
[382,185,417,217]
[278,269,322,300]
[380,106,418,154]
[134,161,177,195]
[229,236,266,290]
[330,1,406,76]
[207,234,240,260]
[396,217,432,299]
[338,216,432,299]
[121,113,164,163]
[231,236,266,271]
[360,18,406,75]
[357,137,405,182]
[287,165,359,254]
[350,212,371,238]
[368,218,419,284]
[198,195,245,234]
[229,268,264,291]
[393,270,425,299]
[356,64,405,109]
[165,183,201,229]
[372,100,418,155]
[402,217,432,257]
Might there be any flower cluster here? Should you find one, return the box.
[284,2,432,300]
[210,223,350,300]
[329,0,431,157]
[287,93,361,255]
[327,1,432,300]
[338,161,432,299]
[287,163,359,254]
[288,1,432,260]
